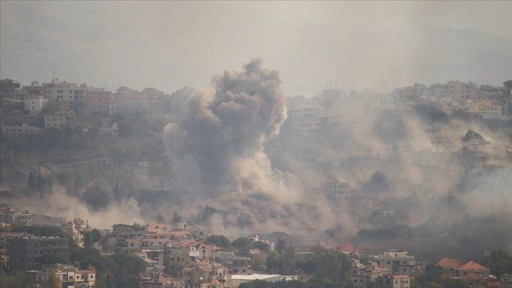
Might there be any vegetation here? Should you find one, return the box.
[482,250,512,277]
[414,264,465,288]
[206,235,231,249]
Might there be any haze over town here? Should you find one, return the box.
[1,2,512,288]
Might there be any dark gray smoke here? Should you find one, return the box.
[161,59,308,233]
[163,58,286,196]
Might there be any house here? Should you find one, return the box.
[28,263,95,287]
[375,274,411,288]
[501,274,512,288]
[457,261,490,278]
[455,261,490,288]
[436,257,462,276]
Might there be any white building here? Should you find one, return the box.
[23,96,48,114]
[99,120,118,137]
[375,274,411,288]
[28,264,95,287]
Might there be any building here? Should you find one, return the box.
[0,207,17,224]
[0,232,25,269]
[99,118,118,137]
[24,95,48,114]
[229,274,294,288]
[14,211,34,226]
[436,257,462,276]
[44,109,76,129]
[465,101,503,118]
[456,261,490,278]
[8,236,69,270]
[447,80,477,102]
[86,90,112,114]
[501,274,512,288]
[28,263,95,288]
[0,79,21,95]
[44,78,103,107]
[328,176,352,200]
[1,123,42,135]
[375,274,411,288]
[373,250,417,275]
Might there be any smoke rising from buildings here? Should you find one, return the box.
[163,59,287,197]
[161,59,316,232]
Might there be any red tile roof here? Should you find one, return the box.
[459,260,489,271]
[436,257,462,269]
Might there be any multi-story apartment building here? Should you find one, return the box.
[44,109,76,129]
[373,250,417,275]
[8,236,69,270]
[1,123,42,135]
[87,91,112,114]
[447,80,477,102]
[44,78,103,103]
[23,95,48,115]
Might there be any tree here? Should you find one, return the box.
[110,253,147,288]
[47,268,63,288]
[253,241,270,251]
[232,237,254,250]
[276,238,288,255]
[482,250,512,277]
[298,246,349,283]
[207,235,231,249]
[39,253,70,265]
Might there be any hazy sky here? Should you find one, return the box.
[1,1,511,95]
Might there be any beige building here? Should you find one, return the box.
[44,78,104,106]
[44,109,76,129]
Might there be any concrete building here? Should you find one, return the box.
[8,236,69,270]
[44,109,76,129]
[14,211,34,226]
[44,78,104,106]
[99,118,118,137]
[28,263,95,288]
[447,80,477,102]
[501,274,512,288]
[373,250,417,275]
[24,95,48,114]
[87,91,112,114]
[0,232,25,269]
[328,176,352,200]
[1,123,42,135]
[375,274,411,288]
